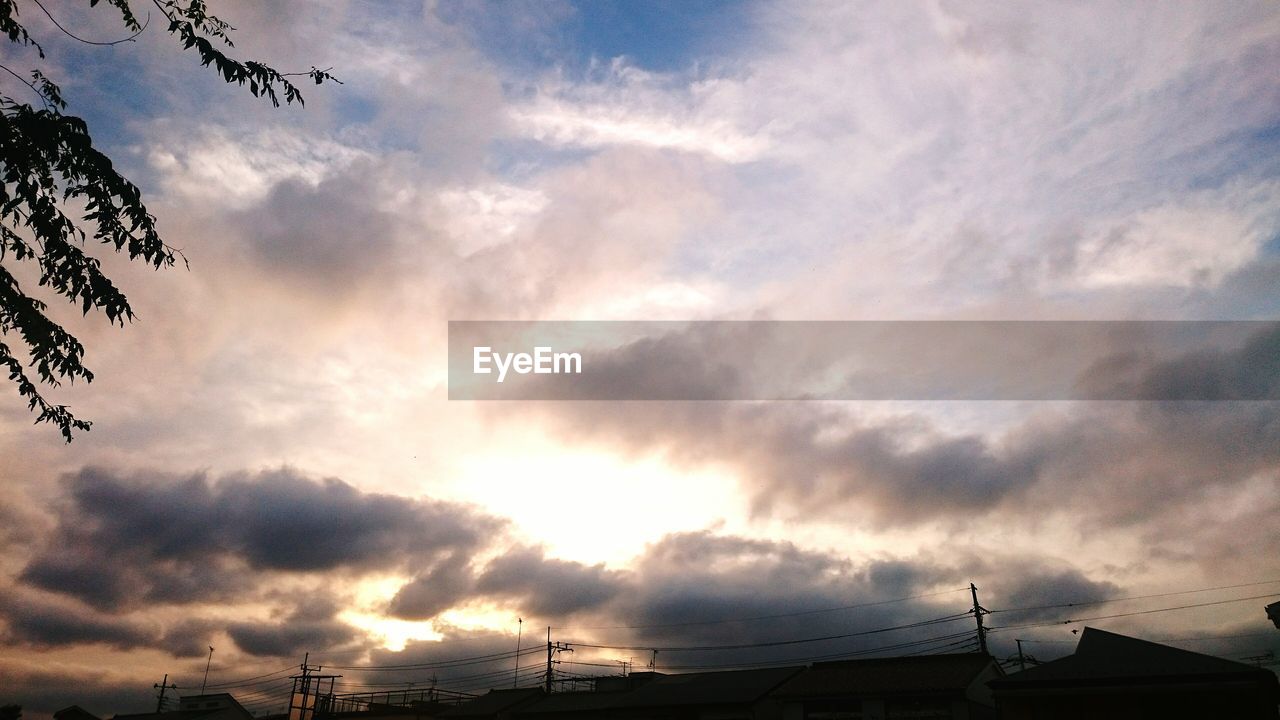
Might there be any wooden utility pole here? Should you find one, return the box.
[290,654,340,720]
[970,582,989,655]
[1015,639,1026,671]
[154,674,178,713]
[543,628,572,692]
[297,653,311,720]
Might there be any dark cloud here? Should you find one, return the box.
[981,567,1121,623]
[380,530,997,668]
[19,467,503,611]
[474,546,624,617]
[352,534,1011,684]
[387,551,477,620]
[608,533,961,653]
[227,598,362,658]
[1196,256,1280,319]
[0,591,156,651]
[233,163,401,292]
[158,618,224,658]
[1075,323,1280,400]
[387,544,627,621]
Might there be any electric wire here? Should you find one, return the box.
[987,592,1280,631]
[329,646,541,671]
[565,612,972,652]
[987,579,1280,616]
[558,587,971,631]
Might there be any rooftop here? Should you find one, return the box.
[773,653,998,697]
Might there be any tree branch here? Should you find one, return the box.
[0,62,50,110]
[30,0,149,46]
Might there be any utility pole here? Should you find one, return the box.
[154,674,178,713]
[543,627,572,693]
[201,646,215,694]
[648,649,658,671]
[290,653,341,720]
[514,618,523,688]
[1015,639,1026,671]
[970,582,989,655]
[298,653,311,720]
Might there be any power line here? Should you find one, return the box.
[1016,631,1280,645]
[904,636,980,656]
[565,607,962,653]
[987,592,1280,631]
[647,630,981,671]
[329,647,541,671]
[332,665,517,690]
[988,579,1280,616]
[567,612,972,652]
[202,666,298,689]
[558,587,971,631]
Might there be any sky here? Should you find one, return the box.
[1,0,1280,716]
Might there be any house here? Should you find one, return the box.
[769,654,1002,720]
[988,627,1280,719]
[54,707,102,720]
[112,695,254,720]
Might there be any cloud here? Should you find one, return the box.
[510,60,770,163]
[489,321,1279,532]
[980,567,1121,623]
[228,597,363,658]
[474,545,624,617]
[147,125,369,209]
[19,467,503,611]
[0,591,157,651]
[510,98,768,163]
[232,169,401,293]
[158,618,225,659]
[442,147,722,319]
[1075,323,1280,400]
[353,531,997,673]
[387,552,478,620]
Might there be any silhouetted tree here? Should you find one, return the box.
[0,0,336,441]
[0,705,21,720]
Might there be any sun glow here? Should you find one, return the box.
[448,439,744,566]
[341,611,444,652]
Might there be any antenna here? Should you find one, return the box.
[514,617,523,688]
[201,646,215,694]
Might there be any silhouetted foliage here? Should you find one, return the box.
[0,0,336,441]
[0,705,20,720]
